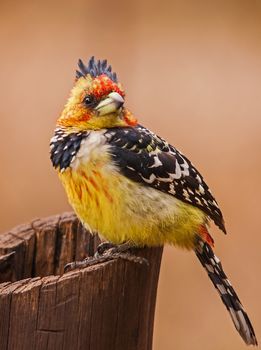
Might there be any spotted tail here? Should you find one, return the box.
[195,239,257,346]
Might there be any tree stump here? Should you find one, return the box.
[0,212,163,350]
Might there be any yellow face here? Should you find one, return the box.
[57,74,137,131]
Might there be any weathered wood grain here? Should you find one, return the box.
[0,213,163,350]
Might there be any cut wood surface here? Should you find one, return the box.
[0,212,163,350]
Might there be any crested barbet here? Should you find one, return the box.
[50,56,257,346]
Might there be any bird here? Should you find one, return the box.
[50,56,257,346]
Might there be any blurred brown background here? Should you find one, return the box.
[0,0,260,349]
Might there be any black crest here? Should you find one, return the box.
[76,56,118,83]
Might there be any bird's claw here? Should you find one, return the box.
[64,256,107,272]
[64,243,149,273]
[96,241,149,265]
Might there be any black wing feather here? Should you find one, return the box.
[105,125,226,233]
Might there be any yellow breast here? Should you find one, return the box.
[58,131,207,249]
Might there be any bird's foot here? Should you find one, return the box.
[95,242,118,256]
[95,242,149,265]
[95,241,134,256]
[64,242,149,273]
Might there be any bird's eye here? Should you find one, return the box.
[83,95,96,107]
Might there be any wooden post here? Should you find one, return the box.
[0,212,163,350]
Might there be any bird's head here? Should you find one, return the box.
[57,56,137,131]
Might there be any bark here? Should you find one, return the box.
[0,212,163,350]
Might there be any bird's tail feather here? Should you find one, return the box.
[195,238,257,346]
